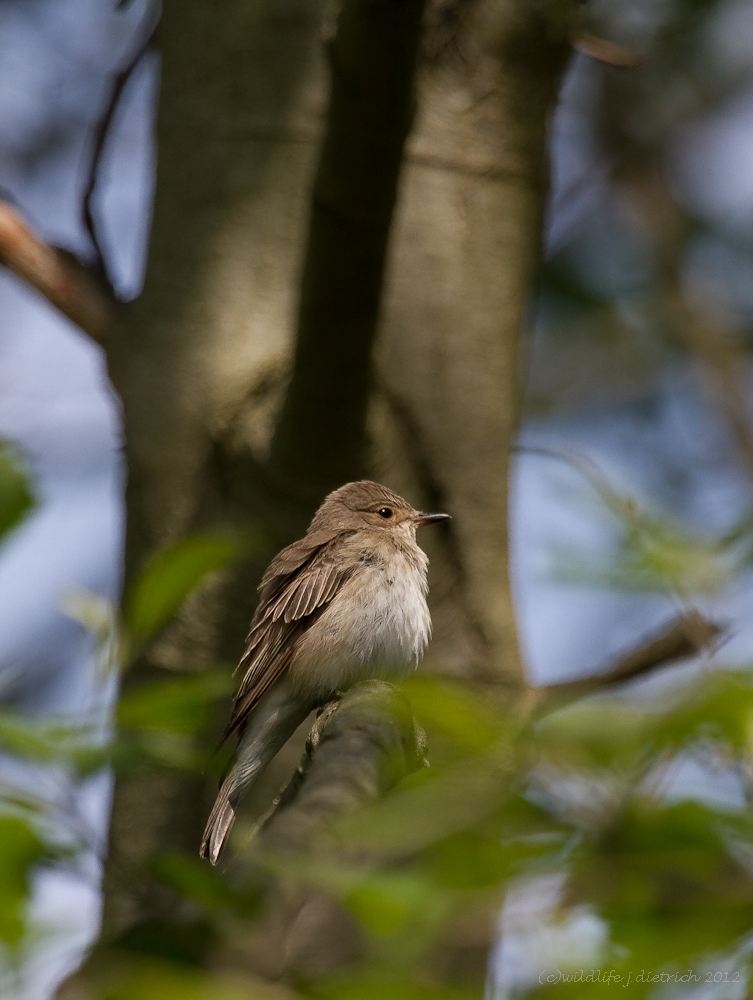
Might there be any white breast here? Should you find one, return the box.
[289,537,432,697]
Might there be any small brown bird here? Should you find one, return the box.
[200,480,449,864]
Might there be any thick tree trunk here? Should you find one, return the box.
[106,0,330,580]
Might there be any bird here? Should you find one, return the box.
[200,480,449,864]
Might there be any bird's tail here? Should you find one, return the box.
[200,687,312,864]
[200,782,236,866]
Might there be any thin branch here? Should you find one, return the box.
[537,609,725,707]
[572,33,643,67]
[0,200,113,343]
[83,3,160,288]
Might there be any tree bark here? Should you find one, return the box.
[100,0,332,939]
[267,0,426,501]
[373,0,577,685]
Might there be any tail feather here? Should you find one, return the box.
[200,687,313,864]
[200,783,236,865]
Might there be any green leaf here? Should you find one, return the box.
[152,853,262,917]
[331,757,514,860]
[611,904,753,967]
[550,523,730,596]
[429,829,562,890]
[117,728,205,772]
[0,442,33,544]
[0,816,56,945]
[537,699,652,768]
[117,669,234,734]
[82,952,276,1000]
[0,709,107,776]
[312,979,478,1000]
[343,870,446,938]
[402,676,511,754]
[126,532,255,640]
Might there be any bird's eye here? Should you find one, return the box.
[377,507,393,519]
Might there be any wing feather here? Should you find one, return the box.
[277,562,347,623]
[306,565,330,613]
[221,529,358,742]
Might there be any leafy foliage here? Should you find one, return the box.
[0,457,68,964]
[3,442,753,997]
[0,818,58,947]
[0,442,33,545]
[126,532,254,641]
[543,450,743,599]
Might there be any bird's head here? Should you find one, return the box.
[309,481,450,536]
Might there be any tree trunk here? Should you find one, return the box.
[374,1,576,685]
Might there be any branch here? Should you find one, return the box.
[0,201,112,343]
[83,4,159,286]
[537,610,725,708]
[253,613,725,847]
[572,33,643,67]
[253,680,427,852]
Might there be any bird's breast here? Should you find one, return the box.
[288,545,431,697]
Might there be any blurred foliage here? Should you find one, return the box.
[1,488,753,994]
[0,463,249,973]
[0,448,68,973]
[0,818,59,948]
[7,648,751,998]
[0,442,33,545]
[6,436,753,998]
[544,449,743,598]
[126,532,256,643]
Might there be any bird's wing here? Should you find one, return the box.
[221,530,357,741]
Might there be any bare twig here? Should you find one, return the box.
[572,33,643,67]
[83,2,160,287]
[538,609,725,707]
[0,201,113,342]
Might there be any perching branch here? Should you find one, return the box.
[239,615,723,982]
[256,680,427,852]
[0,200,112,343]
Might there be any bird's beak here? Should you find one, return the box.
[412,512,451,527]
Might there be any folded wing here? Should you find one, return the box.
[221,529,356,740]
